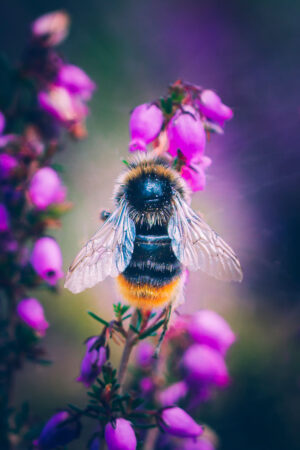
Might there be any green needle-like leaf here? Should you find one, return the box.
[87,311,109,327]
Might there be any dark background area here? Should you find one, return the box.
[0,1,300,449]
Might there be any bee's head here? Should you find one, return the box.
[126,172,173,211]
[114,157,188,224]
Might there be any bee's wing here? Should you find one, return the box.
[65,198,136,294]
[168,192,243,282]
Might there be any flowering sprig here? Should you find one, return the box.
[129,80,233,191]
[37,305,233,449]
[0,10,95,448]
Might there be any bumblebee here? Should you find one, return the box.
[65,157,242,309]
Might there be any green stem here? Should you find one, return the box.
[117,310,139,391]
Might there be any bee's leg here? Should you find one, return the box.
[100,210,111,222]
[154,303,173,358]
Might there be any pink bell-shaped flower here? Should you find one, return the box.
[0,154,18,178]
[17,298,49,336]
[159,406,203,438]
[31,237,63,285]
[0,203,9,232]
[35,411,81,449]
[105,418,137,450]
[129,103,163,152]
[0,111,5,135]
[167,106,206,162]
[188,310,236,355]
[182,344,230,388]
[57,64,96,100]
[181,155,212,192]
[31,10,70,46]
[28,167,66,210]
[198,90,233,126]
[139,377,154,394]
[159,380,188,407]
[135,341,155,368]
[77,337,107,388]
[38,86,88,124]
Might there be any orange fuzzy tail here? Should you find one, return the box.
[117,274,181,310]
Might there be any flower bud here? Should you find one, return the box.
[0,111,6,135]
[31,237,63,285]
[0,134,17,147]
[182,344,230,387]
[0,154,18,178]
[17,298,49,336]
[181,156,212,192]
[28,167,66,210]
[0,203,9,232]
[159,406,203,438]
[57,64,96,100]
[135,341,154,368]
[188,310,236,355]
[77,337,106,387]
[167,106,206,162]
[105,418,137,450]
[166,313,189,339]
[139,377,154,394]
[198,90,233,126]
[36,411,81,449]
[38,86,88,124]
[159,380,188,407]
[129,103,163,152]
[31,11,70,47]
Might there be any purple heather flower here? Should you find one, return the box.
[0,134,17,147]
[139,377,154,394]
[31,11,70,47]
[135,341,155,368]
[105,418,137,450]
[57,64,96,100]
[0,153,18,178]
[159,406,203,439]
[182,344,230,388]
[198,90,233,126]
[38,85,88,124]
[5,239,18,253]
[129,103,164,152]
[77,337,106,388]
[0,111,5,135]
[36,411,80,449]
[166,314,190,339]
[181,155,212,192]
[167,106,206,162]
[28,167,66,210]
[0,203,9,232]
[180,437,215,450]
[25,126,45,156]
[17,298,49,336]
[159,380,188,407]
[31,237,63,285]
[188,310,236,355]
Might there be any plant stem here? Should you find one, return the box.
[117,309,139,391]
[144,428,159,450]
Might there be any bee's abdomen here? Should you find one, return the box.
[122,235,182,286]
[117,234,183,309]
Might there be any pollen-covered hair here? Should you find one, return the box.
[114,155,188,202]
